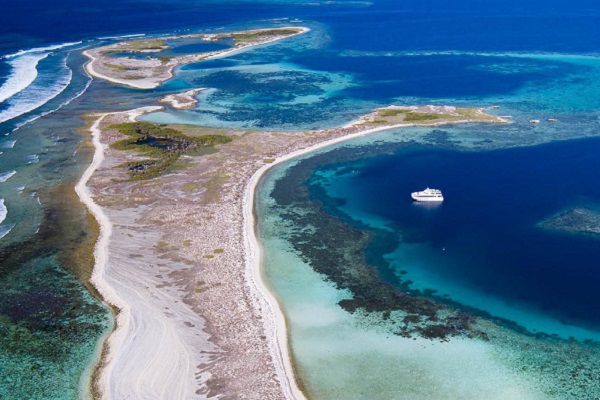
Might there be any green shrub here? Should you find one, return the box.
[109,122,232,180]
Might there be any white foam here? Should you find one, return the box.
[0,224,13,240]
[2,41,82,59]
[11,75,91,133]
[26,154,39,164]
[98,34,146,40]
[0,198,14,240]
[0,170,16,183]
[1,140,16,149]
[0,57,73,124]
[0,53,48,103]
[0,199,6,225]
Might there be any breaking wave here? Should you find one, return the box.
[2,41,82,60]
[0,53,48,103]
[0,56,73,124]
[0,41,83,125]
[0,170,16,183]
[0,199,6,225]
[1,140,16,149]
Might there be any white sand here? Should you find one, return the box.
[83,50,161,89]
[205,27,311,62]
[241,119,483,400]
[84,28,310,90]
[159,88,207,109]
[77,100,504,399]
[76,107,215,400]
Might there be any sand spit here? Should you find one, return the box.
[84,27,310,89]
[160,88,207,110]
[78,107,216,400]
[80,104,503,399]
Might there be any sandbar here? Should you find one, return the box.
[159,88,207,110]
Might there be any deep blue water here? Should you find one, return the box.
[3,0,600,397]
[3,0,600,56]
[312,136,600,336]
[163,38,234,55]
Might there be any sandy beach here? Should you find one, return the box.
[77,107,218,399]
[160,88,207,110]
[83,50,161,89]
[76,96,504,399]
[84,27,310,90]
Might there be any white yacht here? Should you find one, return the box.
[411,188,444,202]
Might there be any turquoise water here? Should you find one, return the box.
[106,38,235,60]
[4,0,600,398]
[253,39,600,400]
[257,131,600,399]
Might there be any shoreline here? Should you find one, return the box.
[83,50,160,89]
[241,117,506,400]
[159,88,207,109]
[76,96,504,398]
[84,27,310,90]
[74,112,125,399]
[75,107,164,399]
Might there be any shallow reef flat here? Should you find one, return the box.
[82,102,501,398]
[259,139,600,399]
[540,208,600,236]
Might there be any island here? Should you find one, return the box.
[79,109,505,398]
[76,28,508,400]
[159,88,207,110]
[83,27,309,89]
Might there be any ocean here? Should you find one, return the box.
[3,0,600,398]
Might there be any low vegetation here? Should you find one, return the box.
[369,108,449,125]
[109,122,232,180]
[403,113,443,122]
[182,183,199,191]
[229,28,302,46]
[378,108,407,117]
[122,39,169,52]
[104,63,131,72]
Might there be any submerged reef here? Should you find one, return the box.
[540,208,600,236]
[270,141,489,341]
[267,142,600,398]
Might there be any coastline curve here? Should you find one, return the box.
[241,120,478,400]
[75,107,163,399]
